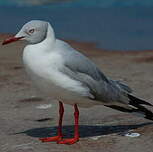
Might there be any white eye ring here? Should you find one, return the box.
[29,29,35,34]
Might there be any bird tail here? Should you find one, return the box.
[105,94,153,121]
[128,94,153,120]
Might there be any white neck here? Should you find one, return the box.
[46,23,56,46]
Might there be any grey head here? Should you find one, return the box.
[16,20,49,44]
[2,20,55,46]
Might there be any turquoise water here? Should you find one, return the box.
[0,0,153,50]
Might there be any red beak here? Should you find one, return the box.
[2,36,24,45]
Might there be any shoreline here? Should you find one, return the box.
[1,33,153,64]
[1,34,153,53]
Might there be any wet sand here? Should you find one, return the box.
[0,34,153,152]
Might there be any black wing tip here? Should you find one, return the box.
[105,104,153,121]
[143,109,153,121]
[128,94,153,107]
[145,115,153,121]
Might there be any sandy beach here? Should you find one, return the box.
[0,34,153,152]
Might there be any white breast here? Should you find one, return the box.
[22,45,96,107]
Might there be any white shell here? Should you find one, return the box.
[125,132,140,137]
[36,104,52,109]
[90,136,102,140]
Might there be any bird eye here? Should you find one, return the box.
[29,29,35,34]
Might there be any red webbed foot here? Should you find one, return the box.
[39,135,62,142]
[57,137,79,145]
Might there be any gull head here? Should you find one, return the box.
[2,20,50,45]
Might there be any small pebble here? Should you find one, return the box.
[36,104,52,109]
[90,136,102,140]
[125,132,140,137]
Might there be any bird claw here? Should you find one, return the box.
[57,138,79,145]
[39,136,62,142]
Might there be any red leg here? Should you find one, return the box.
[57,104,79,145]
[39,101,64,142]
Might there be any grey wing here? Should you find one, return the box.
[110,80,133,93]
[59,43,131,103]
[56,40,134,105]
[63,48,109,83]
[56,40,107,82]
[58,41,153,117]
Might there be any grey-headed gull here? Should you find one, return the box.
[2,20,153,144]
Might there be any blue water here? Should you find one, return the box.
[1,0,153,7]
[0,0,153,50]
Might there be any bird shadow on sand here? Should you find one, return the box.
[15,122,153,138]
